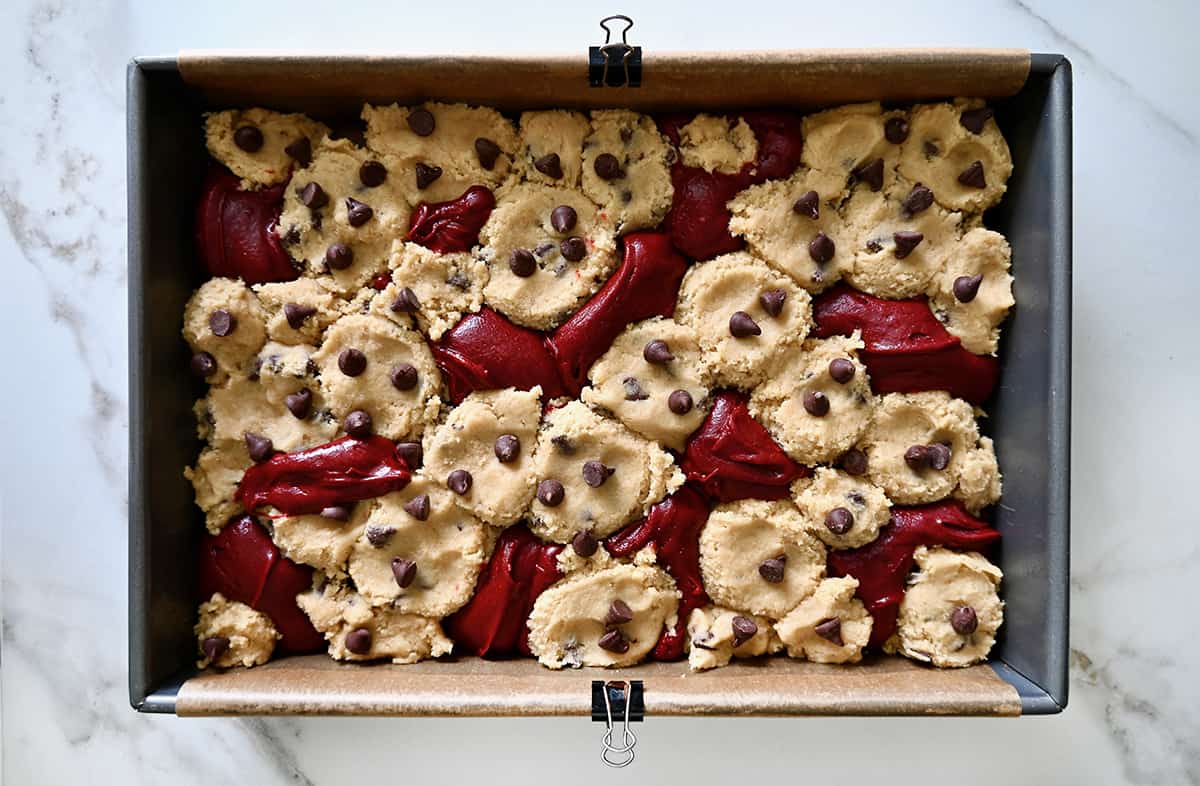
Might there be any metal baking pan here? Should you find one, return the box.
[127,49,1070,716]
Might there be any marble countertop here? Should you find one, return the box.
[2,0,1198,782]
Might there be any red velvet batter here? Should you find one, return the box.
[194,166,298,285]
[827,500,1001,647]
[430,307,568,403]
[236,435,412,516]
[407,185,495,253]
[443,524,564,657]
[681,391,808,502]
[197,514,324,653]
[812,284,1000,404]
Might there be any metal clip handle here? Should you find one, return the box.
[599,680,637,767]
[589,15,642,88]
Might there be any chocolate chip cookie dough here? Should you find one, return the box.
[774,576,872,664]
[184,277,269,384]
[374,242,488,341]
[516,110,591,187]
[205,108,329,189]
[254,278,347,345]
[298,581,454,664]
[686,605,780,671]
[271,501,372,578]
[677,114,758,174]
[792,467,891,550]
[929,227,1015,355]
[581,109,675,234]
[801,102,907,195]
[195,592,281,669]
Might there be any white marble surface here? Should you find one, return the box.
[2,0,1198,782]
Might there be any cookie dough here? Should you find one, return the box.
[529,401,683,543]
[526,562,680,668]
[676,251,813,388]
[894,546,1003,668]
[185,444,250,533]
[310,314,441,441]
[297,581,454,664]
[580,317,710,451]
[183,277,269,383]
[204,108,329,189]
[686,605,780,671]
[749,335,874,464]
[698,499,826,619]
[254,278,346,345]
[929,227,1014,355]
[374,241,488,340]
[774,576,872,664]
[202,372,339,455]
[792,467,891,550]
[271,500,373,577]
[479,183,617,330]
[581,109,674,234]
[422,387,543,527]
[195,592,280,668]
[897,100,1012,214]
[516,110,591,187]
[801,102,907,194]
[677,114,758,174]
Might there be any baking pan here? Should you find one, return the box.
[127,49,1071,717]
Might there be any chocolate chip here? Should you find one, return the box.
[809,232,836,264]
[904,445,930,470]
[285,388,313,418]
[759,556,786,583]
[893,230,924,260]
[494,434,521,463]
[407,108,436,136]
[582,460,614,488]
[345,627,372,654]
[620,189,633,203]
[391,286,421,313]
[620,126,634,143]
[829,358,856,384]
[572,529,599,557]
[559,236,587,262]
[593,152,624,180]
[668,389,694,415]
[853,157,884,191]
[803,390,830,417]
[537,478,565,507]
[884,116,909,144]
[731,616,758,647]
[604,599,634,626]
[359,160,387,187]
[298,181,328,209]
[244,432,274,462]
[865,239,883,254]
[953,274,984,303]
[509,248,536,277]
[950,605,978,634]
[395,441,423,469]
[202,636,230,663]
[552,434,576,453]
[233,125,263,152]
[415,163,443,189]
[847,490,866,506]
[365,525,395,547]
[534,153,563,179]
[338,348,367,377]
[402,493,430,521]
[902,183,934,215]
[388,557,418,589]
[345,197,374,227]
[447,469,473,495]
[598,629,630,653]
[284,136,312,166]
[759,289,786,317]
[926,442,952,471]
[344,410,372,438]
[643,339,674,365]
[475,137,501,170]
[209,309,236,337]
[622,377,649,401]
[550,204,577,233]
[325,242,354,270]
[447,271,470,290]
[284,302,317,329]
[191,351,217,378]
[841,448,868,476]
[814,617,843,646]
[383,364,417,393]
[729,311,761,338]
[958,160,987,189]
[792,190,820,220]
[923,140,940,158]
[825,507,854,535]
[959,107,994,135]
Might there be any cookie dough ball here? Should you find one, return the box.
[894,546,1003,667]
[774,576,872,664]
[863,392,1002,511]
[749,335,874,464]
[527,562,680,668]
[898,100,1012,214]
[792,467,891,550]
[930,228,1014,355]
[686,606,780,671]
[422,387,542,527]
[277,137,413,293]
[529,401,683,543]
[581,109,674,234]
[195,592,280,669]
[204,108,329,189]
[311,314,441,441]
[479,183,617,330]
[254,278,346,345]
[801,102,907,194]
[297,581,453,664]
[183,277,269,383]
[842,186,963,299]
[699,499,826,619]
[677,114,758,174]
[271,501,372,577]
[373,242,488,340]
[203,371,339,456]
[676,251,813,388]
[580,317,710,451]
[728,168,851,292]
[516,110,591,187]
[185,444,250,533]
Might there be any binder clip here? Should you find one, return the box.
[589,15,642,88]
[592,679,643,767]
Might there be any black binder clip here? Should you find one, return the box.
[589,15,642,88]
[592,680,643,767]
